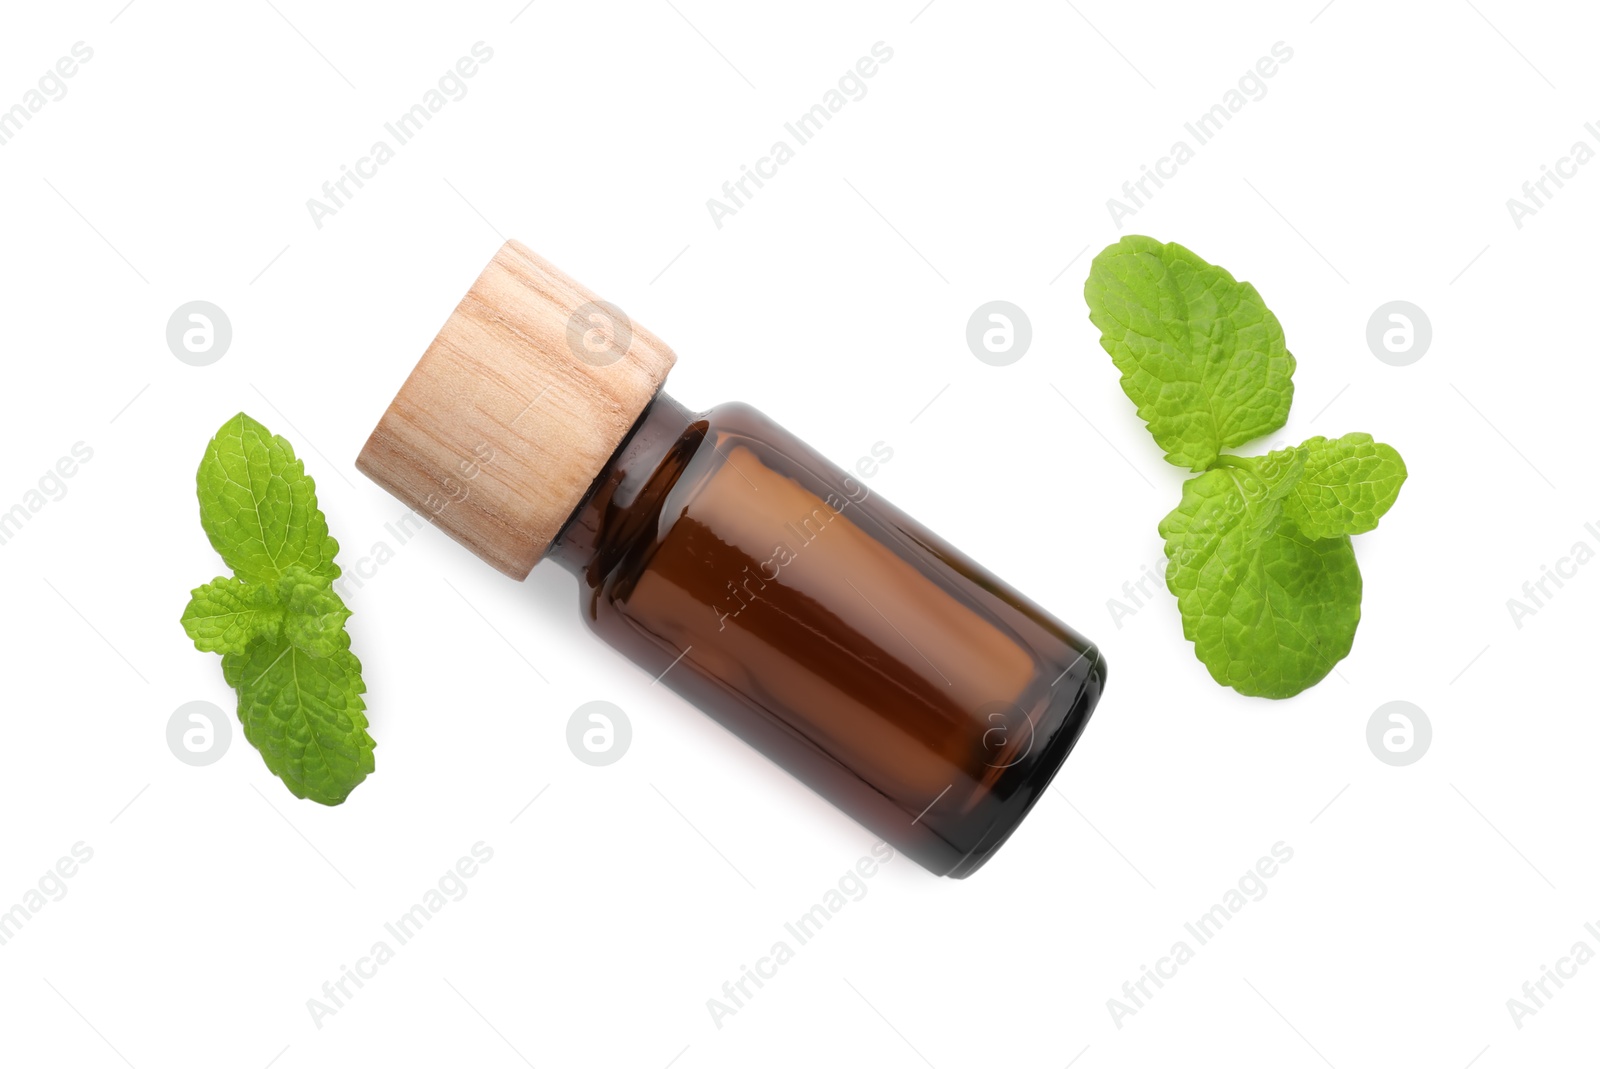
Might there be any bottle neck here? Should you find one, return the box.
[547,390,699,577]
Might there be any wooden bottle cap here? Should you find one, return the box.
[356,240,677,579]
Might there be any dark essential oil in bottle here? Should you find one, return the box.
[358,240,1106,877]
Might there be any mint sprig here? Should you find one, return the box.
[1084,235,1296,472]
[1085,236,1406,698]
[181,413,375,802]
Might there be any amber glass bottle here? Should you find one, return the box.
[359,241,1106,877]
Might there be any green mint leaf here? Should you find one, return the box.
[1084,235,1296,471]
[1160,446,1361,698]
[1082,237,1405,698]
[1218,445,1309,504]
[278,567,353,658]
[185,412,373,804]
[1282,433,1408,539]
[221,649,248,690]
[196,413,340,585]
[234,639,374,805]
[181,576,282,655]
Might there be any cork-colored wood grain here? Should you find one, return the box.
[357,240,677,579]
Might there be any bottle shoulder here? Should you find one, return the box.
[696,399,774,435]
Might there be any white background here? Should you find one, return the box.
[1,0,1595,1066]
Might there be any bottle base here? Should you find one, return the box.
[943,646,1107,879]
